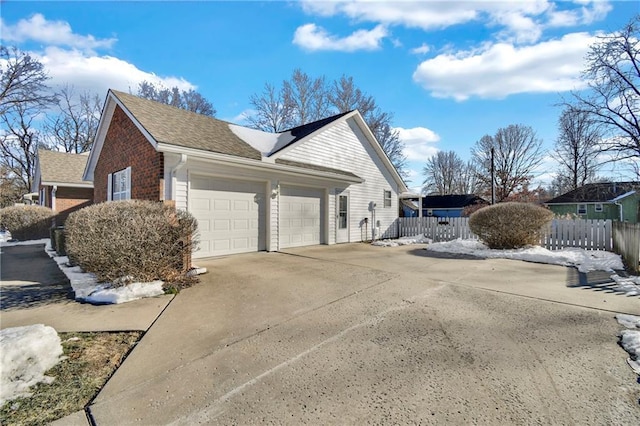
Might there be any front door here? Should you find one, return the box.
[336,192,349,243]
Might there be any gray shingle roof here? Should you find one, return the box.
[546,182,639,204]
[275,159,361,180]
[111,90,262,160]
[38,149,91,185]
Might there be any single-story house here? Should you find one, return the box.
[545,182,639,223]
[84,90,407,259]
[32,149,93,224]
[401,194,488,218]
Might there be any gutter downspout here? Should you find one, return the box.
[51,185,57,212]
[168,154,187,202]
[614,201,623,221]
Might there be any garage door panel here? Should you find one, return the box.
[190,175,265,258]
[279,186,322,249]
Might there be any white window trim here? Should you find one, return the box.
[110,167,131,201]
[577,203,587,215]
[383,190,392,208]
[594,203,603,212]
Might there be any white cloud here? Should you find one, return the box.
[547,0,612,27]
[0,14,196,99]
[410,43,430,55]
[300,0,480,30]
[0,14,116,52]
[412,32,596,101]
[395,126,441,162]
[299,1,612,45]
[36,47,195,97]
[293,23,388,51]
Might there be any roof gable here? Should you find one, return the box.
[268,110,407,192]
[546,182,639,204]
[36,149,92,188]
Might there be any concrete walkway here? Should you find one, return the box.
[0,243,173,332]
[87,244,639,425]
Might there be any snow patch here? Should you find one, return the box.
[0,325,64,405]
[426,239,624,272]
[615,314,640,375]
[84,281,165,304]
[372,235,432,247]
[43,240,165,304]
[0,230,12,243]
[610,274,640,296]
[0,238,49,247]
[228,124,295,155]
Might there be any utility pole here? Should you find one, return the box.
[490,147,495,204]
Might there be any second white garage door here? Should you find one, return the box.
[279,186,323,248]
[190,175,266,258]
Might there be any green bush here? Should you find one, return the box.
[0,205,55,240]
[469,202,553,249]
[65,200,198,284]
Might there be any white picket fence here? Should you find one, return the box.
[397,217,613,251]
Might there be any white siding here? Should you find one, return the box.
[279,118,400,241]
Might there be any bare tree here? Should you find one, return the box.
[282,69,330,125]
[374,121,407,177]
[248,71,407,176]
[44,86,102,154]
[570,14,639,161]
[329,75,375,115]
[134,81,216,116]
[554,106,602,191]
[328,75,406,177]
[0,102,45,199]
[423,151,479,195]
[247,83,292,132]
[0,46,54,205]
[472,125,545,202]
[0,46,57,116]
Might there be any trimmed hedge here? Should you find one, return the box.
[0,205,55,240]
[469,202,553,249]
[65,200,198,284]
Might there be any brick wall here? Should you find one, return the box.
[94,105,164,202]
[55,187,93,224]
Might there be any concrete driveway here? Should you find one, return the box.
[89,243,639,425]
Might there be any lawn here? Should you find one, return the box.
[0,331,141,425]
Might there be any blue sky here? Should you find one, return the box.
[1,1,638,190]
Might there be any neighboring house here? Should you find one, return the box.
[401,194,488,218]
[32,149,94,224]
[545,182,640,223]
[84,90,407,259]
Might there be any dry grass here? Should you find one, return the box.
[0,331,142,425]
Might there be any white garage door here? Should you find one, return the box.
[189,175,265,258]
[279,186,323,248]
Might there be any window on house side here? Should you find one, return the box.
[383,190,392,208]
[112,168,131,201]
[577,204,587,215]
[594,203,603,212]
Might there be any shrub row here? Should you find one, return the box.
[0,205,55,241]
[469,202,553,249]
[65,200,198,284]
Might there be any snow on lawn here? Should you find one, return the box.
[0,238,49,247]
[616,314,640,375]
[372,235,432,247]
[610,275,640,296]
[426,239,624,273]
[0,325,64,405]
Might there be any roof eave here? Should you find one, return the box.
[40,181,94,189]
[157,143,363,184]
